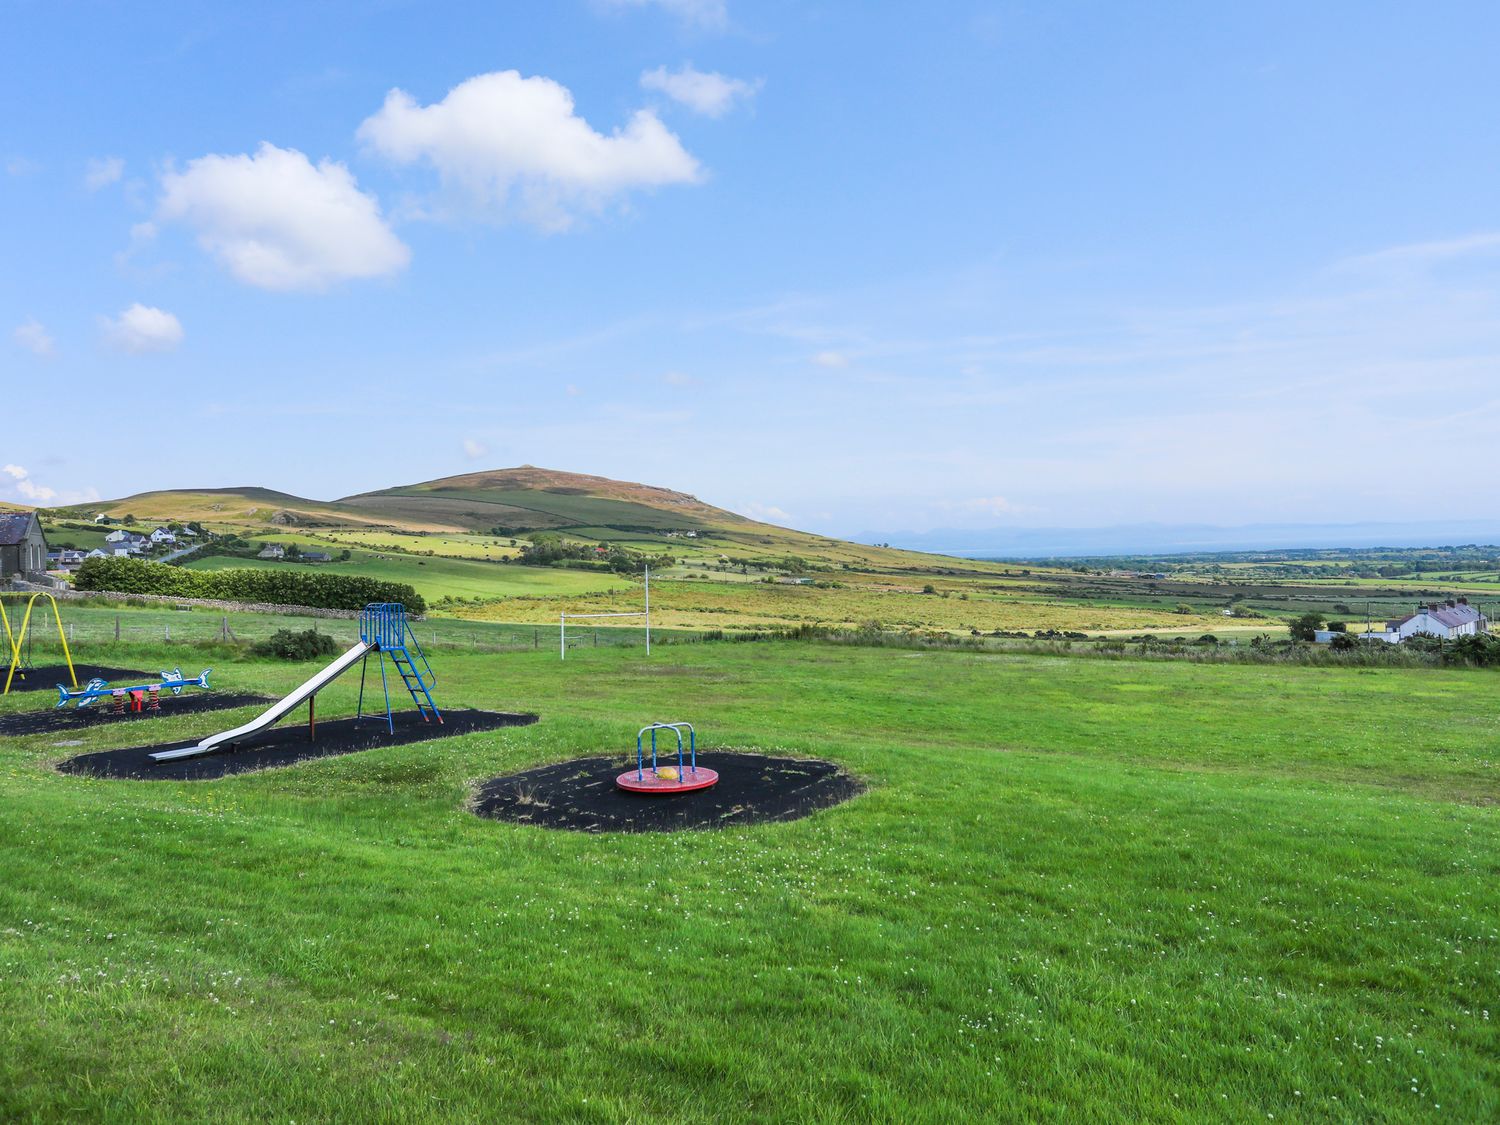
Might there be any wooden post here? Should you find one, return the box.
[309,693,316,742]
[114,615,120,642]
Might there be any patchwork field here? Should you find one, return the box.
[1,626,1495,1120]
[181,551,629,603]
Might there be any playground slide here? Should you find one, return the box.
[149,640,374,762]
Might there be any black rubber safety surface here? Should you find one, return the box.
[472,751,863,833]
[3,665,154,693]
[0,693,273,736]
[56,708,539,781]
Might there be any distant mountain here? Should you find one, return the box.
[49,467,954,571]
[338,465,755,534]
[871,520,1500,559]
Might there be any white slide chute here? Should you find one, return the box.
[149,640,373,762]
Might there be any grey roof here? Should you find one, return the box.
[0,512,37,546]
[1429,604,1482,628]
[1395,604,1484,629]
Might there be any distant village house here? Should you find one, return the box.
[1360,599,1489,644]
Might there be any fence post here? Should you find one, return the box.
[115,615,120,642]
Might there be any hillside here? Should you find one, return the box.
[49,467,987,574]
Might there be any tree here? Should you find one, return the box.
[1288,611,1324,642]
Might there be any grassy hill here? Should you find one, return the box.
[53,466,996,575]
[40,467,1488,637]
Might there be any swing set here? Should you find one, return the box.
[2,592,79,695]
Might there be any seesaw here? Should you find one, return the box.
[56,668,211,711]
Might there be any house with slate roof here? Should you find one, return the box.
[0,512,50,579]
[1360,598,1489,643]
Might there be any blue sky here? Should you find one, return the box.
[4,1,1500,537]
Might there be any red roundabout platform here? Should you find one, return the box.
[616,767,720,795]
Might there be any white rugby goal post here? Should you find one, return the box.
[559,566,650,660]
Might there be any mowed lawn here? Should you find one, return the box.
[0,637,1496,1120]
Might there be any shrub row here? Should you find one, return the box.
[72,556,425,614]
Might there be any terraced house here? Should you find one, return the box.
[1363,598,1490,643]
[0,511,49,580]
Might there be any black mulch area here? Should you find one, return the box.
[472,751,864,833]
[3,666,154,693]
[0,693,274,736]
[56,709,539,781]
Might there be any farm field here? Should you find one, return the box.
[466,576,1237,635]
[1,625,1496,1120]
[39,468,1500,639]
[181,551,628,603]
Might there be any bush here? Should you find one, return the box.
[1288,611,1324,642]
[1449,633,1500,667]
[73,556,425,614]
[255,628,341,661]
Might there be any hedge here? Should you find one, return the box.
[73,556,426,614]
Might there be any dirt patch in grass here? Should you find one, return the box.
[3,665,154,692]
[0,693,273,736]
[56,708,538,781]
[472,751,863,833]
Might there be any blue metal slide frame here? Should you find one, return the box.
[356,603,441,733]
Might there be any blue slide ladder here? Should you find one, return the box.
[356,603,442,733]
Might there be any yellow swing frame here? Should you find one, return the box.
[2,592,78,694]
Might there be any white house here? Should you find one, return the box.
[149,527,177,545]
[257,544,286,559]
[104,530,147,550]
[1360,599,1488,643]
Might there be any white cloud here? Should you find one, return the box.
[641,65,759,117]
[600,0,728,31]
[1,464,98,506]
[661,370,696,386]
[743,501,793,523]
[85,156,125,191]
[12,319,54,357]
[2,464,55,503]
[357,70,703,231]
[158,142,409,291]
[5,156,40,176]
[812,350,849,368]
[463,438,488,459]
[1340,231,1500,270]
[100,304,184,354]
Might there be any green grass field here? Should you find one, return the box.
[182,551,629,602]
[1,627,1495,1120]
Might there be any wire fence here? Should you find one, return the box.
[1,599,670,657]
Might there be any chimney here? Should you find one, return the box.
[1458,597,1468,606]
[1447,599,1457,608]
